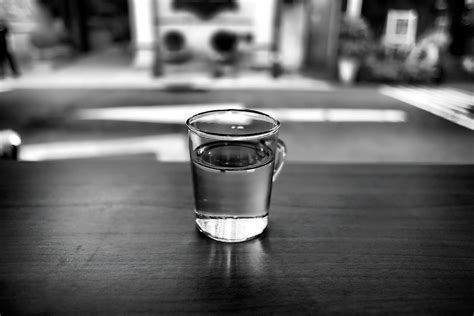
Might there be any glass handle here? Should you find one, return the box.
[273,139,287,182]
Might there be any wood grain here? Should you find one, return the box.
[0,161,473,314]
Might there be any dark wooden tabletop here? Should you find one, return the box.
[0,161,473,314]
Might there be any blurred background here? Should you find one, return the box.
[0,0,472,163]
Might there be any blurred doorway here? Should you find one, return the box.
[85,0,131,52]
[304,0,341,78]
[38,0,131,54]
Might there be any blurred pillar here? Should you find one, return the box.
[271,0,283,77]
[279,1,307,71]
[67,0,89,52]
[448,0,468,56]
[346,0,362,18]
[252,0,276,67]
[304,0,341,78]
[130,0,155,68]
[151,0,163,77]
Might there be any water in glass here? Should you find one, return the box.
[191,140,274,242]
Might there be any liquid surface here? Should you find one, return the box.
[191,141,274,218]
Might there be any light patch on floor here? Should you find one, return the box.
[77,103,245,123]
[261,108,406,122]
[380,86,474,130]
[20,134,188,162]
[77,105,406,123]
[24,105,407,161]
[0,83,13,93]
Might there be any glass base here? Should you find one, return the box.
[195,211,268,243]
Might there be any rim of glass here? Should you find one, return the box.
[186,109,280,140]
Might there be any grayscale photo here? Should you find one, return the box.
[0,0,473,314]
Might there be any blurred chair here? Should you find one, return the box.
[0,130,21,160]
[161,30,193,63]
[210,30,240,77]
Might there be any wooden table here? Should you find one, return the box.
[1,161,473,314]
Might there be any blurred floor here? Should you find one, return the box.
[0,46,472,163]
[0,85,472,163]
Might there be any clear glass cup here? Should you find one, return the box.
[186,109,286,243]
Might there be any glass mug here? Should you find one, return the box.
[186,109,286,243]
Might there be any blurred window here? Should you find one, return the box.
[173,0,237,19]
